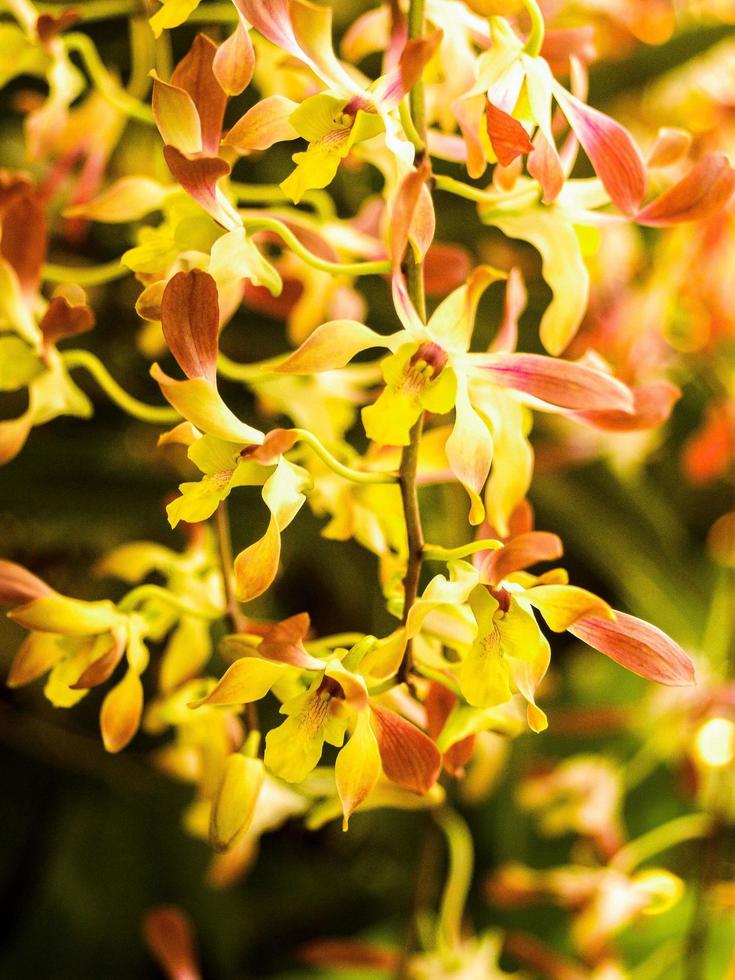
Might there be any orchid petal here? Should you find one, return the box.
[370,704,441,795]
[445,374,493,525]
[635,154,735,227]
[336,710,382,829]
[274,320,390,373]
[160,269,219,383]
[570,611,695,686]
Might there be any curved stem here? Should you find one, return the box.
[43,260,130,287]
[242,216,391,277]
[231,182,336,221]
[399,99,425,155]
[434,174,491,205]
[291,429,398,485]
[433,807,474,952]
[118,584,219,618]
[64,33,155,124]
[521,0,545,57]
[62,349,180,424]
[423,539,502,562]
[216,352,286,382]
[611,813,713,874]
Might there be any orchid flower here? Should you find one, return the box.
[192,615,442,829]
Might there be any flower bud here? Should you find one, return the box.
[209,753,265,852]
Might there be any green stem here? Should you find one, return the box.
[231,182,336,221]
[118,584,219,618]
[242,216,391,277]
[217,352,285,382]
[399,99,425,154]
[434,174,491,204]
[291,429,398,485]
[35,0,141,22]
[423,539,502,562]
[433,807,474,952]
[521,0,545,57]
[407,0,427,143]
[43,260,130,287]
[64,33,155,124]
[62,349,180,424]
[611,813,713,874]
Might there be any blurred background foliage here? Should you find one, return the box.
[1,1,735,978]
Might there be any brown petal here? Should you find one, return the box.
[171,34,227,154]
[0,560,54,605]
[160,269,219,382]
[162,146,232,227]
[39,294,95,348]
[370,704,441,794]
[257,612,324,669]
[71,629,126,689]
[213,19,254,97]
[570,611,695,686]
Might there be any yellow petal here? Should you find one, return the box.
[524,584,614,632]
[209,753,265,851]
[100,669,143,753]
[335,711,381,830]
[233,516,281,603]
[9,595,123,635]
[190,656,286,707]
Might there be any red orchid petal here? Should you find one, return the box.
[636,154,735,227]
[553,85,646,214]
[477,353,635,413]
[571,380,680,432]
[425,681,475,777]
[485,531,563,585]
[570,611,695,686]
[171,34,227,154]
[370,704,441,794]
[485,101,533,168]
[160,269,220,383]
[0,560,55,606]
[162,146,233,228]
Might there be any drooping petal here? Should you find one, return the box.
[524,584,613,632]
[210,753,265,851]
[160,269,219,383]
[162,146,238,230]
[273,320,390,373]
[490,267,526,353]
[527,128,565,203]
[213,17,254,97]
[570,611,695,686]
[100,668,143,753]
[552,83,646,215]
[635,154,735,227]
[370,704,441,795]
[0,559,54,606]
[445,374,493,525]
[475,352,635,413]
[335,710,381,830]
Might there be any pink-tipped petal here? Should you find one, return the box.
[636,154,735,227]
[570,611,695,686]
